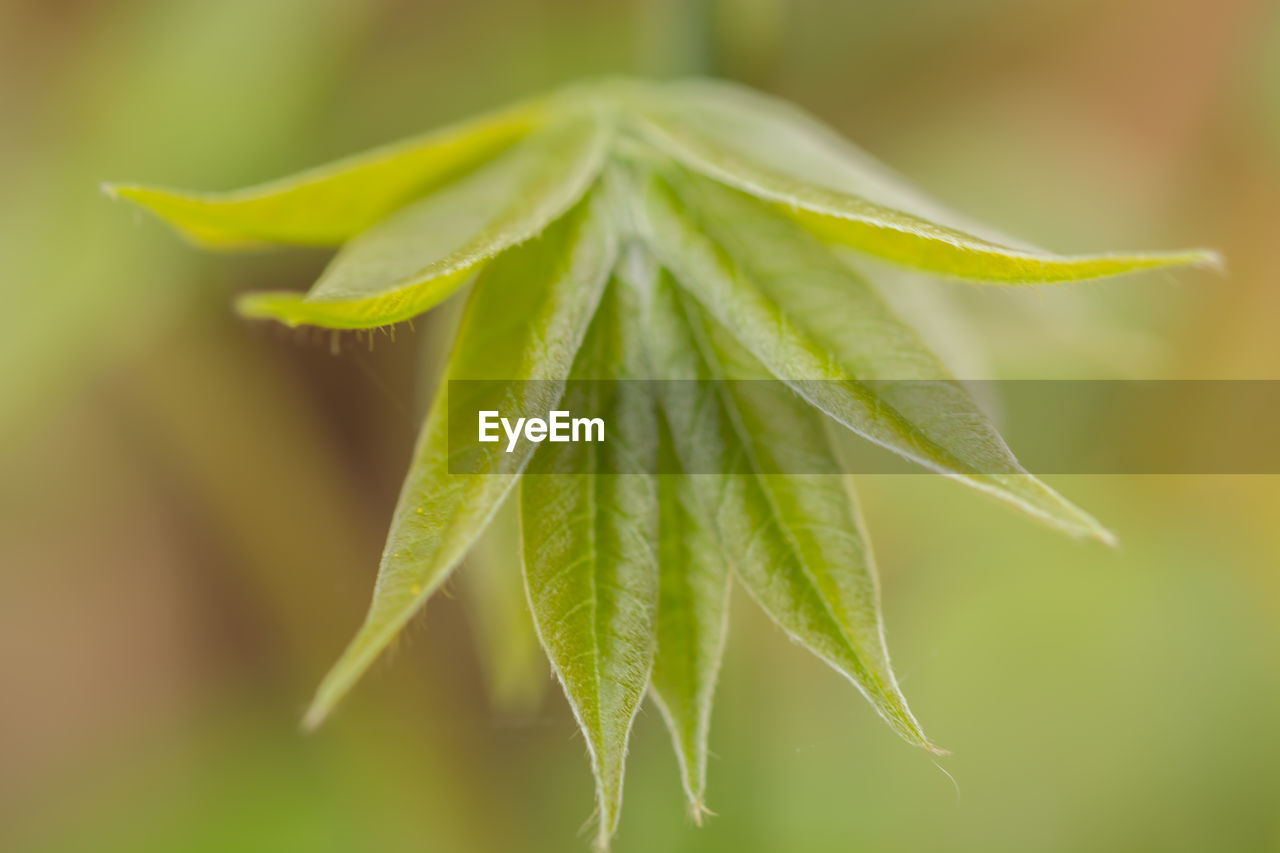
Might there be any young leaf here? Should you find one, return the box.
[634,166,1113,543]
[105,76,1224,847]
[237,115,612,328]
[461,494,548,715]
[303,192,616,729]
[104,96,550,248]
[648,414,731,822]
[632,79,1217,283]
[521,279,658,850]
[645,273,936,751]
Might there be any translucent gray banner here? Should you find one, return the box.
[446,380,1280,474]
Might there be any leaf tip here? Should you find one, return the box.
[299,701,330,734]
[875,694,946,756]
[1066,506,1119,548]
[1122,247,1225,280]
[688,798,716,827]
[1187,248,1226,274]
[102,182,161,206]
[1124,247,1222,277]
[301,668,353,734]
[235,290,306,327]
[582,761,628,852]
[990,474,1117,546]
[1069,517,1119,549]
[1049,503,1117,547]
[590,809,621,853]
[898,720,948,756]
[592,798,622,851]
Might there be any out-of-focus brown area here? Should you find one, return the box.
[1,1,1278,850]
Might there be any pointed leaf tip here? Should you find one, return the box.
[300,701,329,734]
[1186,248,1226,273]
[235,291,305,326]
[689,800,715,827]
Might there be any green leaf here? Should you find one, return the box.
[521,278,658,850]
[644,272,936,751]
[236,114,612,329]
[634,165,1114,543]
[104,95,549,248]
[632,79,1217,283]
[102,76,1230,845]
[648,414,731,822]
[461,494,548,715]
[303,191,616,730]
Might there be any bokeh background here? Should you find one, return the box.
[2,0,1279,850]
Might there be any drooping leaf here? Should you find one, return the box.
[303,191,616,729]
[648,413,731,821]
[236,115,612,329]
[521,278,658,850]
[613,246,733,819]
[644,272,936,751]
[461,493,548,715]
[633,165,1113,542]
[104,95,550,248]
[631,79,1217,283]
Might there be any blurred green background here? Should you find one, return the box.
[2,0,1279,850]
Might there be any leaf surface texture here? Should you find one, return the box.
[107,96,548,248]
[304,192,616,728]
[522,278,658,849]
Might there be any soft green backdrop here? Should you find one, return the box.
[1,0,1277,850]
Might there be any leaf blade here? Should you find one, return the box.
[303,190,617,729]
[634,166,1112,542]
[104,95,550,248]
[648,414,731,821]
[461,494,548,715]
[521,278,658,850]
[237,114,612,329]
[645,273,935,751]
[634,79,1217,283]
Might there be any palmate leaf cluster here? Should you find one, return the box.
[107,78,1213,849]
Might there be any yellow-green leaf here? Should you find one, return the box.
[302,191,616,730]
[104,95,550,248]
[645,272,936,751]
[632,79,1217,283]
[635,166,1113,543]
[461,494,548,716]
[649,413,731,822]
[237,114,612,329]
[521,277,658,850]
